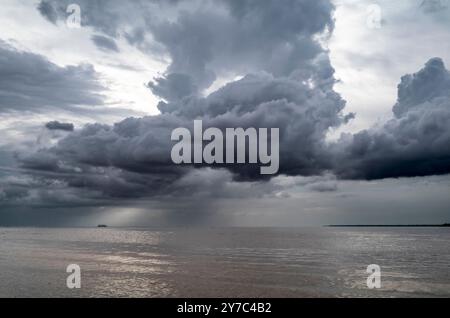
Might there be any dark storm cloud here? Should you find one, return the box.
[19,57,450,203]
[19,70,350,189]
[392,58,450,118]
[162,73,351,179]
[91,35,120,52]
[12,0,450,210]
[45,121,75,132]
[12,0,342,206]
[332,58,450,180]
[18,117,191,200]
[0,41,106,113]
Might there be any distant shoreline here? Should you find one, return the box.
[327,223,450,227]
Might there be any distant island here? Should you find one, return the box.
[97,224,108,228]
[327,223,450,227]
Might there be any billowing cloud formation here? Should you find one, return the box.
[21,70,350,187]
[333,58,450,180]
[9,0,450,209]
[38,0,335,99]
[0,41,105,113]
[393,58,450,118]
[16,0,345,203]
[148,0,336,98]
[19,57,450,202]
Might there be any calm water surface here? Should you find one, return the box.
[0,227,449,297]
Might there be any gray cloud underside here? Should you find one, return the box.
[19,57,450,197]
[333,58,450,180]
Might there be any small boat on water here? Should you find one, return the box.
[97,224,108,228]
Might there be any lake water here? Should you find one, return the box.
[0,227,449,297]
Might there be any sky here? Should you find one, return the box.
[0,0,450,227]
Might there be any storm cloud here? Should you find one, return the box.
[38,0,336,98]
[333,58,450,180]
[1,0,448,217]
[9,0,342,204]
[18,56,450,204]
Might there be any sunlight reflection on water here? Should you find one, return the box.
[0,227,449,297]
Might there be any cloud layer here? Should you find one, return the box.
[38,0,335,97]
[19,57,450,201]
[14,0,351,200]
[0,41,106,113]
[1,0,449,218]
